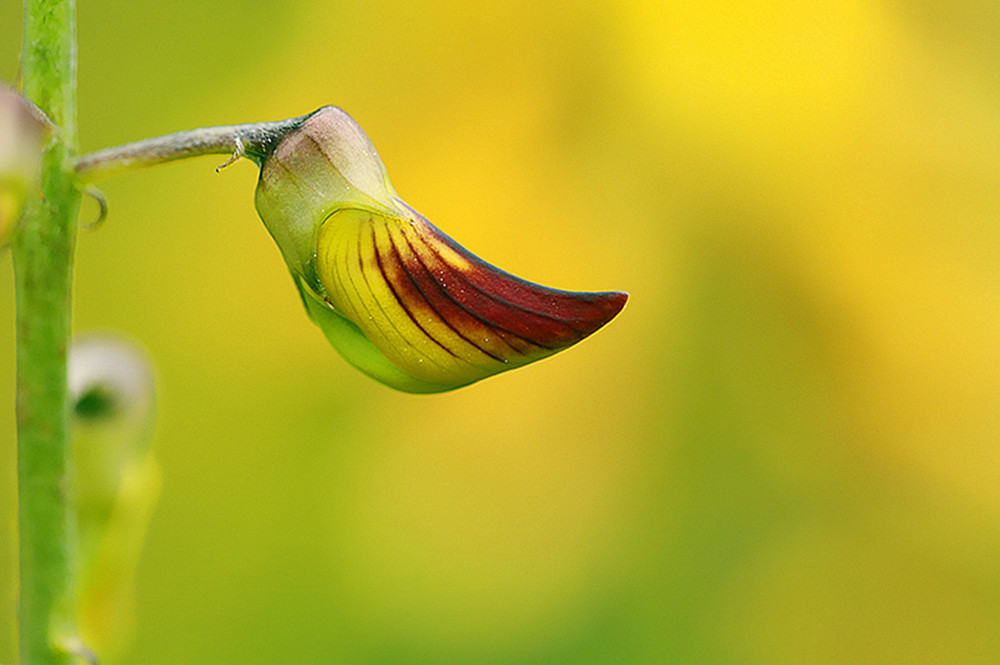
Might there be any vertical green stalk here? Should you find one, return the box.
[14,0,80,664]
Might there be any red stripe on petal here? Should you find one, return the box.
[387,224,543,359]
[419,216,627,335]
[371,217,487,364]
[354,220,451,374]
[399,216,626,350]
[400,223,570,347]
[380,224,510,363]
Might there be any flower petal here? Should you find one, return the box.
[315,204,627,391]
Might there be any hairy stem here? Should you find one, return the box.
[75,115,309,182]
[15,0,80,664]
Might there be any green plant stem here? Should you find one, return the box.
[15,0,80,664]
[75,115,308,182]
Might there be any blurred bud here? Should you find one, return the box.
[70,335,157,530]
[0,86,51,247]
[255,106,627,393]
[68,335,159,662]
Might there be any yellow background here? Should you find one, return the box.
[2,1,999,663]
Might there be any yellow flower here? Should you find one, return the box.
[255,107,627,393]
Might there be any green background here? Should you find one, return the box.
[3,1,1000,663]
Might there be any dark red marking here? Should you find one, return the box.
[400,216,627,349]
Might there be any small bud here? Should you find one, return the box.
[0,86,51,247]
[255,107,627,393]
[69,335,157,530]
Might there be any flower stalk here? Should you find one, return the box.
[74,116,308,182]
[15,0,81,664]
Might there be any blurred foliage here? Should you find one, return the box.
[1,0,999,664]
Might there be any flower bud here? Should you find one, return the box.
[69,335,157,531]
[68,335,159,660]
[255,107,627,393]
[0,86,51,247]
